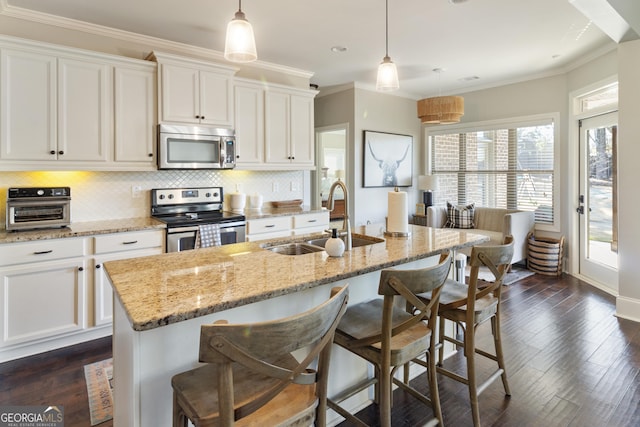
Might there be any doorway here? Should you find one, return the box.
[578,112,618,291]
[314,125,348,220]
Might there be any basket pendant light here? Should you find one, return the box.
[417,68,464,124]
[224,0,257,63]
[376,0,399,91]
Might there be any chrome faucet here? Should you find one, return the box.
[326,178,352,250]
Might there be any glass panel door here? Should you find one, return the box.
[578,112,618,291]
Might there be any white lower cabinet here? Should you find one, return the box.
[0,229,164,362]
[0,257,87,347]
[245,212,330,242]
[0,237,87,355]
[245,216,292,242]
[292,211,329,235]
[93,230,163,325]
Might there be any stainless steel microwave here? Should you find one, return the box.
[157,124,236,169]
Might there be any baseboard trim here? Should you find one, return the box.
[616,296,640,323]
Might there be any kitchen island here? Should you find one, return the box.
[105,224,489,427]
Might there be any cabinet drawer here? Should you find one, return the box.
[246,216,291,235]
[0,238,85,267]
[292,212,329,230]
[94,230,164,254]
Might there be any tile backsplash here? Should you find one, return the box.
[0,170,305,228]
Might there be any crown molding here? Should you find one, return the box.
[0,0,314,79]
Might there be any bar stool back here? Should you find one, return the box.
[328,251,452,427]
[418,236,514,426]
[171,285,349,427]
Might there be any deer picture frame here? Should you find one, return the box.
[363,130,413,188]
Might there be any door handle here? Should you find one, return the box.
[576,206,584,214]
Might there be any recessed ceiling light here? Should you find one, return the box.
[459,76,480,81]
[448,0,469,4]
[331,46,347,53]
[552,54,561,59]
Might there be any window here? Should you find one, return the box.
[429,115,557,226]
[577,83,618,113]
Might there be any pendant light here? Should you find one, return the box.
[376,0,399,91]
[417,68,464,124]
[224,0,257,63]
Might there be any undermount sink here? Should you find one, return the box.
[306,234,385,248]
[264,242,325,256]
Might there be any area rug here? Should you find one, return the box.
[466,265,535,285]
[83,358,113,426]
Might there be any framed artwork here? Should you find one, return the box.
[363,130,413,188]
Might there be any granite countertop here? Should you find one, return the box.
[104,224,489,332]
[0,217,166,244]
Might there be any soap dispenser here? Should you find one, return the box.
[325,228,345,257]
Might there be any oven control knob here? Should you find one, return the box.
[168,194,174,199]
[213,192,219,198]
[205,192,211,198]
[159,194,165,200]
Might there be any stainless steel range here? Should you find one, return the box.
[151,187,246,252]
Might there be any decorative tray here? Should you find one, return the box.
[271,199,303,208]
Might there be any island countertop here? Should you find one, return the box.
[104,224,489,332]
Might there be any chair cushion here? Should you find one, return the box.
[444,202,475,229]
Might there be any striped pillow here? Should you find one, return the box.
[444,202,475,229]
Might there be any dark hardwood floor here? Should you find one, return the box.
[1,273,638,427]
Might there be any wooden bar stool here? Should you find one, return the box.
[327,252,452,427]
[416,236,514,426]
[171,285,349,427]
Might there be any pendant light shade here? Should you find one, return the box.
[417,96,465,124]
[224,1,257,63]
[377,56,399,91]
[376,0,399,91]
[417,68,464,124]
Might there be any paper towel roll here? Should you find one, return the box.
[387,190,408,234]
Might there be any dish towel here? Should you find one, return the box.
[194,224,222,248]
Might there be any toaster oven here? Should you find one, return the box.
[6,187,71,231]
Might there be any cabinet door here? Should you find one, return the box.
[114,65,156,163]
[0,49,57,160]
[200,69,233,127]
[58,57,111,161]
[265,91,291,164]
[93,248,161,326]
[234,82,264,165]
[0,258,87,347]
[290,94,315,165]
[160,63,199,123]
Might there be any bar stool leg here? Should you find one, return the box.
[466,325,481,427]
[492,314,511,396]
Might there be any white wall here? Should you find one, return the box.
[316,86,423,227]
[352,88,423,226]
[616,39,640,319]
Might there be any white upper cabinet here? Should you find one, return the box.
[1,48,57,161]
[58,57,111,162]
[150,52,236,127]
[114,63,156,164]
[289,93,315,165]
[234,80,317,170]
[265,87,316,167]
[0,35,158,170]
[234,79,264,165]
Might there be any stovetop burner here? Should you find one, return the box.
[153,211,245,226]
[150,186,245,227]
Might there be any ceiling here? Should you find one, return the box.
[2,0,635,98]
